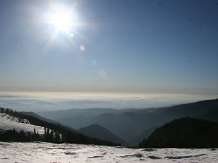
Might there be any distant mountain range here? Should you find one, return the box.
[37,98,218,147]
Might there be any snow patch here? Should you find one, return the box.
[0,113,44,134]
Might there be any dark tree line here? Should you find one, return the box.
[0,107,120,146]
[0,129,41,142]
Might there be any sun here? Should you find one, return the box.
[47,4,76,34]
[42,3,81,51]
[51,10,72,32]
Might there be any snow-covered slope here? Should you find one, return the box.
[0,113,44,134]
[0,142,217,163]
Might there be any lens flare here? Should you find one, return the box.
[70,33,74,37]
[80,45,85,51]
[91,60,97,66]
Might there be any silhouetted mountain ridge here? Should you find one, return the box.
[138,117,218,148]
[77,124,127,146]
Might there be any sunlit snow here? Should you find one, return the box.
[0,113,44,134]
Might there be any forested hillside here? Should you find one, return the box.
[0,107,120,146]
[138,117,218,148]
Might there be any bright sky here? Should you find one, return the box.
[0,0,218,110]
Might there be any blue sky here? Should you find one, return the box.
[0,0,218,110]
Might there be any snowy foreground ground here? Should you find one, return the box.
[0,142,217,163]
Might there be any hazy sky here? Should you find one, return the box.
[0,0,218,110]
